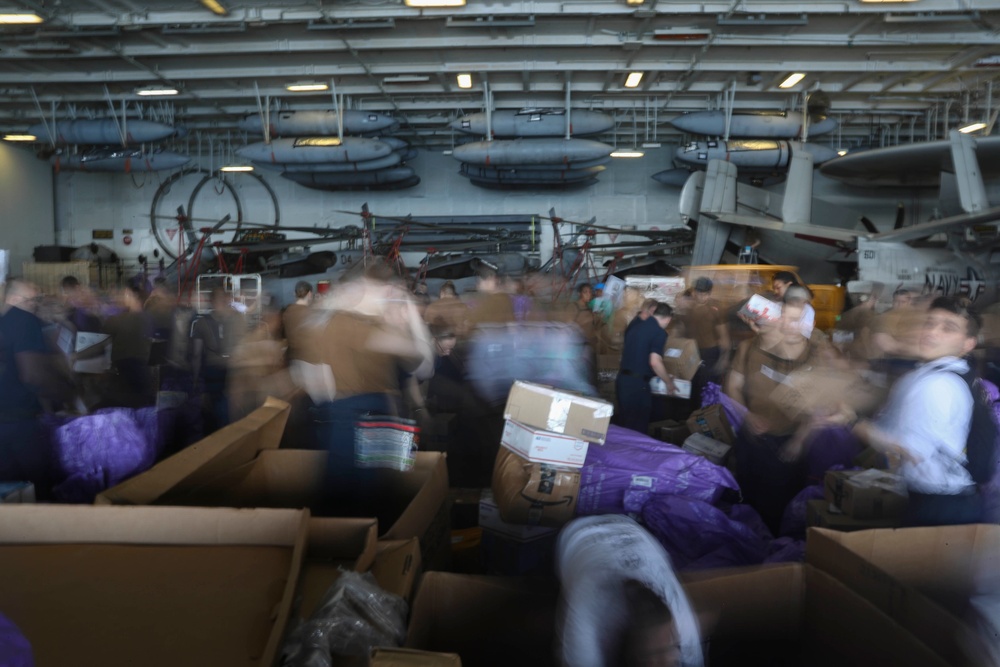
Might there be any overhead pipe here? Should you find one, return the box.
[252,81,270,145]
[103,85,127,147]
[331,77,344,141]
[723,80,736,141]
[30,90,57,149]
[946,98,955,138]
[564,75,572,141]
[484,79,492,141]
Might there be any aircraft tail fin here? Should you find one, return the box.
[781,143,814,224]
[690,159,736,265]
[948,130,989,215]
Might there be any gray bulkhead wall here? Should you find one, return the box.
[0,143,55,274]
[52,149,683,270]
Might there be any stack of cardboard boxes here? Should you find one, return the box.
[483,381,613,575]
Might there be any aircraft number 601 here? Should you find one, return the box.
[862,250,876,260]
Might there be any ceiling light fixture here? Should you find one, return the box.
[456,73,472,89]
[286,82,329,92]
[959,122,987,134]
[136,87,179,96]
[199,0,229,16]
[778,72,806,89]
[220,165,254,172]
[624,72,644,88]
[404,0,466,7]
[3,134,36,142]
[626,0,646,6]
[837,149,848,156]
[0,13,43,24]
[611,149,645,158]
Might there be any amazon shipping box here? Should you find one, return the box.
[686,404,735,445]
[663,336,702,381]
[504,381,613,444]
[824,469,908,520]
[491,447,579,528]
[500,419,589,468]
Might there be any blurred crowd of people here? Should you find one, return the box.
[1,262,999,525]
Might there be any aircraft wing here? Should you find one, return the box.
[708,212,860,243]
[864,205,1000,243]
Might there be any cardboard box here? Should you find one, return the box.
[406,572,559,667]
[663,336,701,381]
[595,354,620,384]
[807,525,1000,620]
[686,404,735,445]
[807,527,991,667]
[372,538,423,603]
[647,419,690,444]
[370,648,461,666]
[684,563,951,667]
[504,381,613,444]
[806,499,901,531]
[824,469,908,519]
[649,376,692,399]
[478,490,558,543]
[737,293,782,324]
[96,397,451,573]
[623,275,687,305]
[0,504,308,667]
[500,419,589,468]
[295,517,379,620]
[0,481,35,503]
[491,446,580,527]
[408,566,948,667]
[681,433,731,466]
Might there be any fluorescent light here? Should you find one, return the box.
[405,0,466,6]
[641,142,661,149]
[199,0,229,16]
[626,0,646,5]
[220,165,254,172]
[136,87,179,96]
[286,82,329,92]
[624,72,644,88]
[778,72,806,89]
[456,73,472,89]
[837,149,848,156]
[3,134,36,142]
[859,0,919,3]
[959,122,987,134]
[0,13,43,24]
[611,149,645,158]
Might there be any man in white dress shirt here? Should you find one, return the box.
[842,296,984,525]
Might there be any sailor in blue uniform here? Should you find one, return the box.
[615,302,676,434]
